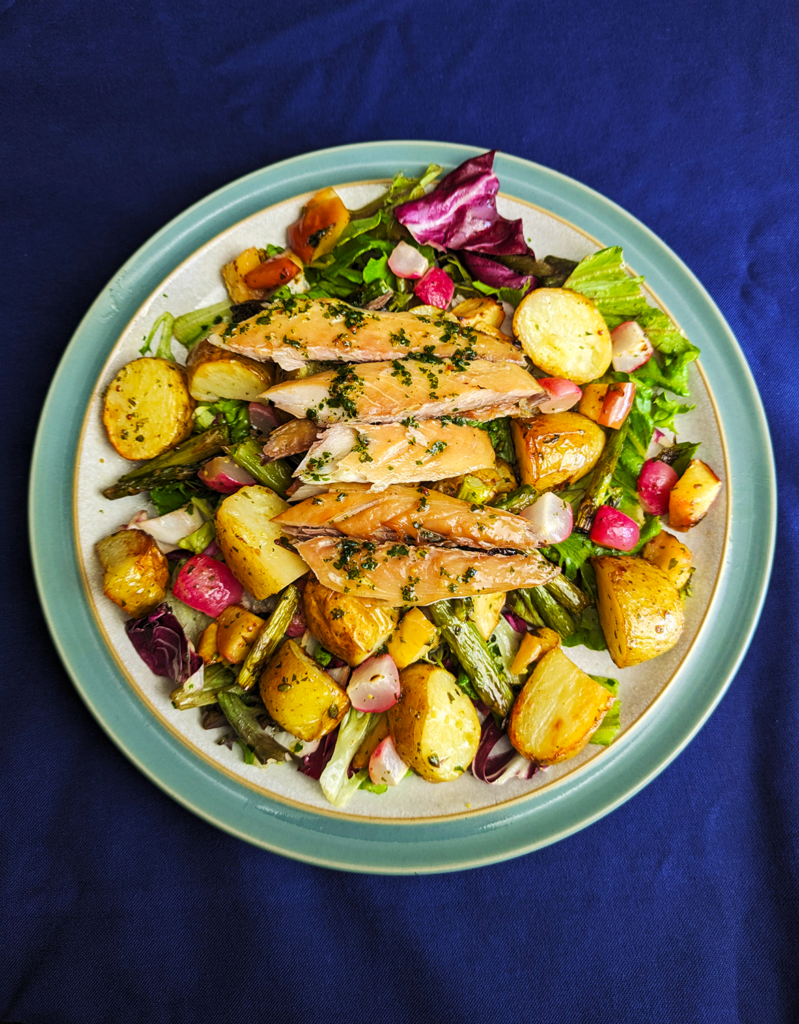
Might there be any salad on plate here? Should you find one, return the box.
[93,152,722,808]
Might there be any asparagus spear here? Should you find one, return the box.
[226,436,292,497]
[573,422,629,532]
[237,585,300,692]
[544,574,591,615]
[102,423,230,499]
[217,691,291,765]
[429,601,514,717]
[507,591,545,629]
[491,484,537,514]
[170,666,240,710]
[523,587,576,639]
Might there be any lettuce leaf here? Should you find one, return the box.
[589,676,621,746]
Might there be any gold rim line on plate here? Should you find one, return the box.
[72,182,731,827]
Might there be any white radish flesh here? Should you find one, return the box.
[347,655,401,712]
[369,735,409,786]
[388,241,429,280]
[538,378,582,414]
[611,321,654,373]
[519,492,573,544]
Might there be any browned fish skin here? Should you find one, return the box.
[263,359,545,425]
[210,296,524,370]
[295,537,559,605]
[274,484,544,551]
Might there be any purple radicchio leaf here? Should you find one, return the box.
[459,251,536,292]
[124,603,202,684]
[395,151,530,256]
[472,716,538,784]
[297,728,338,780]
[502,610,529,634]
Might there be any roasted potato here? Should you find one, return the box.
[303,576,399,666]
[215,485,308,600]
[593,556,685,668]
[513,287,612,384]
[642,531,694,589]
[186,339,274,403]
[197,622,227,665]
[468,592,505,641]
[288,188,350,263]
[260,638,349,742]
[668,460,722,532]
[451,296,506,330]
[216,604,265,664]
[508,647,615,765]
[387,608,439,669]
[351,712,390,770]
[511,412,605,491]
[102,357,194,461]
[388,663,481,783]
[511,626,561,675]
[96,529,169,618]
[222,247,267,303]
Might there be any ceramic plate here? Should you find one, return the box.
[30,142,775,873]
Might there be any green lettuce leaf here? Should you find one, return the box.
[193,398,251,443]
[589,676,621,745]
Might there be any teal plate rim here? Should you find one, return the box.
[30,141,776,874]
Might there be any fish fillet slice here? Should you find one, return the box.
[263,358,545,424]
[294,421,495,488]
[295,537,558,606]
[274,484,544,551]
[210,296,524,370]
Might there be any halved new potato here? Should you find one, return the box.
[260,638,349,742]
[513,287,612,384]
[96,529,169,618]
[511,411,605,491]
[508,647,615,764]
[215,604,265,664]
[668,460,722,532]
[303,577,399,667]
[451,296,506,330]
[642,531,693,589]
[187,339,274,402]
[102,357,194,461]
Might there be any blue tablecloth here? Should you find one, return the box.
[4,1,797,1020]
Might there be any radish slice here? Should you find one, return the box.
[598,382,636,429]
[172,553,244,616]
[128,505,205,553]
[388,241,429,280]
[637,458,679,515]
[611,321,654,373]
[199,456,257,494]
[590,506,640,551]
[249,401,280,436]
[327,665,351,687]
[369,735,408,786]
[347,655,401,712]
[519,492,573,544]
[414,267,454,309]
[538,378,582,414]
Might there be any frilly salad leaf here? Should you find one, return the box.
[125,603,202,683]
[194,399,251,443]
[395,151,530,255]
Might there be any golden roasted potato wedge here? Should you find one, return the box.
[511,626,561,675]
[260,639,349,742]
[102,357,194,461]
[216,605,265,664]
[215,486,308,600]
[388,663,481,783]
[468,592,505,641]
[593,556,685,668]
[351,712,390,771]
[511,412,605,491]
[197,622,228,666]
[186,339,274,402]
[387,608,439,669]
[451,296,506,330]
[222,247,267,303]
[642,532,694,589]
[513,287,612,384]
[508,647,615,764]
[303,576,399,667]
[668,460,722,532]
[96,529,169,618]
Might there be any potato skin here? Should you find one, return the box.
[186,339,274,402]
[388,663,481,783]
[593,556,685,668]
[508,647,615,765]
[215,604,265,664]
[102,358,194,461]
[260,638,349,742]
[642,532,693,589]
[303,576,399,667]
[513,287,612,384]
[96,529,169,618]
[511,412,605,491]
[668,459,722,532]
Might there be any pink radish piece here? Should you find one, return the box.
[369,735,409,786]
[127,505,205,552]
[611,321,654,373]
[414,267,454,308]
[538,378,583,414]
[248,401,280,436]
[388,241,429,280]
[199,456,257,494]
[590,506,640,551]
[637,459,679,515]
[172,553,244,616]
[519,492,573,544]
[347,655,401,713]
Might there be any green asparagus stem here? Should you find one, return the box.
[574,423,629,532]
[508,591,545,629]
[170,666,239,710]
[523,587,576,639]
[429,601,514,717]
[226,436,292,497]
[490,484,538,514]
[544,574,591,615]
[102,424,230,500]
[217,691,291,765]
[455,475,495,505]
[237,585,300,692]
